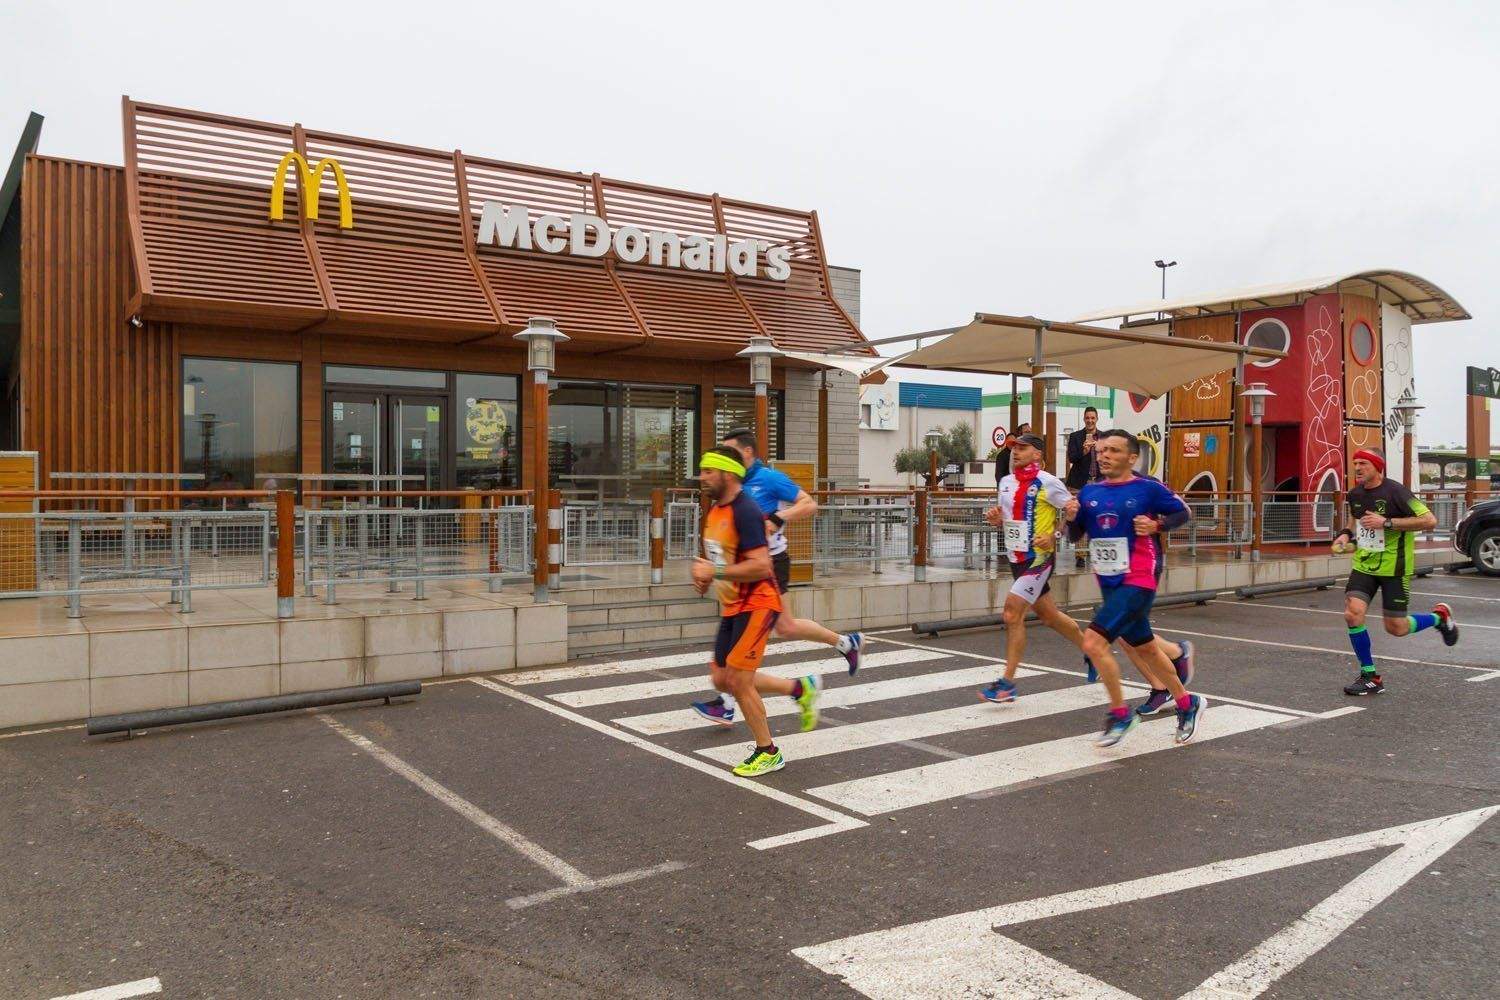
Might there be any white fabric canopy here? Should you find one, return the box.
[894,315,1279,399]
[780,350,909,379]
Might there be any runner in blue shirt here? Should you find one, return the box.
[1065,430,1205,748]
[691,428,863,727]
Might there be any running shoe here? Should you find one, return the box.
[1343,672,1384,696]
[1174,694,1207,744]
[1433,603,1460,647]
[1096,711,1138,748]
[732,747,785,777]
[1084,655,1098,684]
[691,698,736,727]
[795,675,821,732]
[1172,639,1195,686]
[842,632,864,675]
[979,678,1018,704]
[1135,689,1172,716]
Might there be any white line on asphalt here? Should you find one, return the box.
[319,713,591,884]
[1410,588,1500,603]
[792,805,1497,1000]
[612,664,1039,736]
[505,860,688,910]
[863,635,1327,718]
[47,977,163,1000]
[805,705,1294,815]
[504,641,826,685]
[695,684,1112,765]
[1465,669,1500,682]
[1147,620,1493,674]
[1213,597,1500,630]
[0,723,86,741]
[551,648,948,708]
[469,677,867,850]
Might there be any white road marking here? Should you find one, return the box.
[470,677,867,850]
[1216,597,1500,630]
[806,705,1293,815]
[1466,669,1500,683]
[613,664,1038,736]
[319,713,683,903]
[864,634,1326,718]
[504,641,826,685]
[47,978,163,1000]
[1410,587,1500,603]
[793,805,1497,1000]
[551,648,947,707]
[0,723,86,741]
[695,683,1111,765]
[1147,620,1492,674]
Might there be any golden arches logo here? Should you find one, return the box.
[268,151,353,229]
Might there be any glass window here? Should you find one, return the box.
[455,373,520,490]
[620,383,697,497]
[1244,319,1290,368]
[550,380,618,495]
[714,388,784,460]
[325,365,446,389]
[1348,322,1375,365]
[183,359,299,497]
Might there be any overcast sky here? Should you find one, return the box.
[5,0,1496,444]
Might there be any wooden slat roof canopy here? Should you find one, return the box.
[122,98,866,358]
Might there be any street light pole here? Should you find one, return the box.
[737,335,781,461]
[1032,364,1067,473]
[1241,383,1274,562]
[1393,396,1425,488]
[515,317,568,603]
[1154,259,1177,319]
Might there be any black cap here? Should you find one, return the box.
[1015,433,1046,450]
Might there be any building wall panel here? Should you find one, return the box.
[1169,315,1236,423]
[20,156,176,487]
[1340,293,1382,425]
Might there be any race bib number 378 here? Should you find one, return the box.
[1355,523,1384,553]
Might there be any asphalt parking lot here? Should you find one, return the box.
[2,571,1496,999]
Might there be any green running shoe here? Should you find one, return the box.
[796,674,821,732]
[732,747,785,777]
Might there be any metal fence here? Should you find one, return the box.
[809,495,914,572]
[666,500,701,559]
[0,508,271,616]
[563,502,650,566]
[1420,492,1467,539]
[303,505,531,602]
[926,493,1001,570]
[1170,497,1253,553]
[1259,496,1337,544]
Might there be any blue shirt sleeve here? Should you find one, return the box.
[1150,480,1190,523]
[767,469,802,504]
[733,495,768,553]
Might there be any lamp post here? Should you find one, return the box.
[1032,364,1066,472]
[1155,259,1177,319]
[737,335,782,461]
[515,317,568,602]
[924,427,943,488]
[1241,382,1274,562]
[1392,396,1424,489]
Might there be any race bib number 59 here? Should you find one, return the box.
[1003,520,1028,551]
[1089,538,1129,575]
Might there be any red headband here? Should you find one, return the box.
[1353,449,1385,472]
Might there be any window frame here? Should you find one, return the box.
[180,355,303,489]
[1243,318,1291,369]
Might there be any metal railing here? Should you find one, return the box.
[808,492,914,572]
[665,499,701,559]
[926,491,1001,570]
[563,501,651,566]
[0,491,273,617]
[303,503,531,603]
[1417,491,1467,540]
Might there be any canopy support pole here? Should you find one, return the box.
[1031,329,1046,469]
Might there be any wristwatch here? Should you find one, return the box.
[1383,518,1393,530]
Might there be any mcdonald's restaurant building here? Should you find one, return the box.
[0,99,868,497]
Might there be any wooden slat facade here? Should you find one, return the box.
[20,156,178,486]
[1168,315,1237,423]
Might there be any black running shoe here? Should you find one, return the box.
[1343,672,1384,696]
[1433,603,1459,647]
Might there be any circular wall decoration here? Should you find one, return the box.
[1244,318,1290,368]
[1349,321,1375,365]
[465,399,509,446]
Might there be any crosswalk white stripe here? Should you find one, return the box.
[504,640,827,685]
[613,664,1037,736]
[806,704,1293,815]
[697,683,1112,765]
[552,649,948,707]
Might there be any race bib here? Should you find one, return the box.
[1003,520,1028,552]
[1089,537,1129,575]
[1355,523,1384,553]
[703,538,726,566]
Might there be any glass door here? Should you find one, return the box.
[392,396,446,494]
[327,392,381,482]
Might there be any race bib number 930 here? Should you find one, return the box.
[1089,538,1128,575]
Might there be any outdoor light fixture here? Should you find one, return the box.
[514,316,568,373]
[924,428,943,451]
[1393,395,1424,428]
[737,335,780,394]
[1032,363,1067,408]
[1241,382,1275,422]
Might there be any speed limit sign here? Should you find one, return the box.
[991,426,1007,448]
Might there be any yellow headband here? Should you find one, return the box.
[699,452,746,478]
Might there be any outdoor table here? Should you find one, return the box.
[933,519,999,571]
[49,471,206,572]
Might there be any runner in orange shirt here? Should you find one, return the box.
[692,447,820,777]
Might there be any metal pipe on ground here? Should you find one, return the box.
[86,681,421,737]
[1442,561,1477,574]
[1234,577,1337,599]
